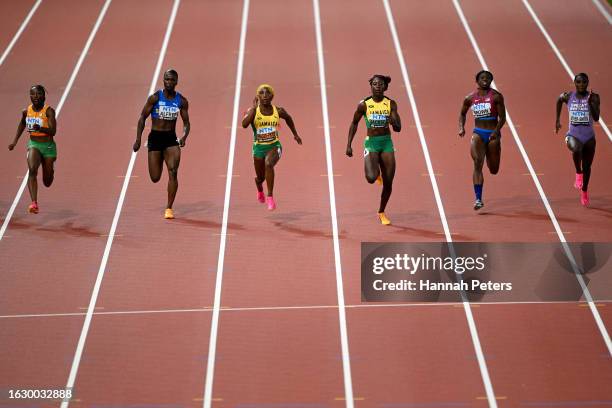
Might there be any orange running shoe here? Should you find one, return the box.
[164,208,175,219]
[377,212,391,225]
[376,174,383,185]
[27,202,39,214]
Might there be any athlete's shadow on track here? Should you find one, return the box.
[168,200,246,231]
[387,223,473,241]
[172,217,245,232]
[588,206,612,219]
[475,209,578,223]
[268,211,347,239]
[8,209,104,238]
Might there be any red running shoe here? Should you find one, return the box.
[580,191,589,207]
[574,173,583,190]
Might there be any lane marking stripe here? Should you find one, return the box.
[60,2,181,406]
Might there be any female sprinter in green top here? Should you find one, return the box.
[242,84,302,210]
[347,74,401,225]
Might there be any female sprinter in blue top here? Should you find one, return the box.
[133,69,190,219]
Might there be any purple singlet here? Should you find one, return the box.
[567,91,595,143]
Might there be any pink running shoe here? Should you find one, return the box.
[266,196,276,211]
[27,202,39,214]
[574,173,583,190]
[257,191,265,203]
[580,191,589,207]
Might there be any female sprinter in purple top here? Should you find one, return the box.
[555,73,600,207]
[133,69,190,219]
[458,70,506,210]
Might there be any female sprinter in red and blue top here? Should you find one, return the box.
[458,70,506,211]
[346,74,401,225]
[133,69,190,219]
[241,84,302,211]
[8,85,57,214]
[555,73,600,207]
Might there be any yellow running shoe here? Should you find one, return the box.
[164,208,174,219]
[376,174,383,185]
[377,212,391,225]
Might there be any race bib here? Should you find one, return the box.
[569,103,590,125]
[25,117,42,132]
[257,126,277,142]
[472,102,492,118]
[157,105,179,121]
[368,113,388,128]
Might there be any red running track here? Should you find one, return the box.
[0,0,611,407]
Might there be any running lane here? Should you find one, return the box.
[0,0,35,54]
[70,0,243,405]
[320,0,489,404]
[210,0,345,404]
[452,0,612,403]
[527,0,612,103]
[0,0,103,216]
[0,0,176,402]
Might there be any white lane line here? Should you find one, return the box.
[312,0,354,406]
[202,0,249,407]
[591,0,612,24]
[383,0,498,406]
[0,0,111,242]
[522,0,612,142]
[453,0,612,357]
[0,0,43,66]
[60,1,181,406]
[2,300,611,320]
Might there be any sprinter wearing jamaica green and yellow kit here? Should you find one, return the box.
[8,85,57,214]
[242,84,302,211]
[347,75,402,225]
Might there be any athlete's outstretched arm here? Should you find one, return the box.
[179,96,190,147]
[8,110,27,150]
[458,95,471,137]
[278,107,302,145]
[555,92,569,134]
[589,91,600,122]
[134,94,157,152]
[241,97,258,128]
[492,92,506,140]
[347,101,366,157]
[389,100,401,132]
